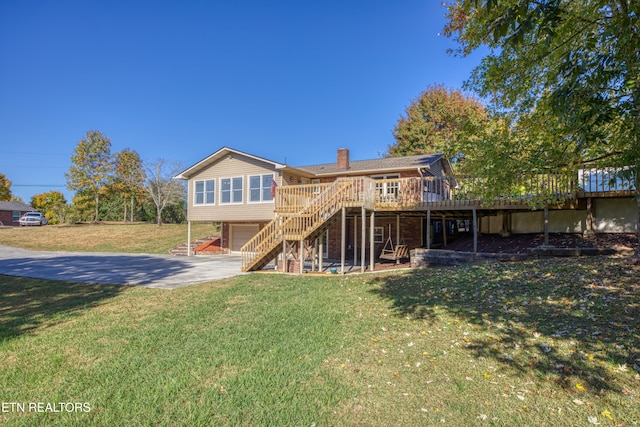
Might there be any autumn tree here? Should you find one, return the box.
[112,148,146,222]
[144,159,185,226]
[30,191,68,224]
[388,84,487,160]
[0,173,12,201]
[444,0,640,256]
[65,130,113,222]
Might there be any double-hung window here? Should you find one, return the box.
[221,177,243,204]
[194,179,215,205]
[249,174,274,203]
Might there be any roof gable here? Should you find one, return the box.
[176,147,286,179]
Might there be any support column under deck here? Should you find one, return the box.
[544,206,550,246]
[426,210,431,249]
[370,211,375,271]
[473,208,478,253]
[361,206,366,273]
[341,207,346,274]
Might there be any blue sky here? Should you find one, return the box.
[0,0,486,204]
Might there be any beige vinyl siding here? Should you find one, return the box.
[187,154,280,222]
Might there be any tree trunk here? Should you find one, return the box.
[156,205,163,226]
[130,197,134,222]
[94,194,100,222]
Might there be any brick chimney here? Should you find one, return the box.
[337,148,349,169]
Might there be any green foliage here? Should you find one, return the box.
[0,173,12,201]
[65,130,113,222]
[30,191,68,224]
[388,84,487,160]
[112,149,146,222]
[444,0,640,243]
[444,0,639,170]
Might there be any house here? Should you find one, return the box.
[0,201,34,226]
[176,147,638,273]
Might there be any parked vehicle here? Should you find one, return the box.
[19,212,48,226]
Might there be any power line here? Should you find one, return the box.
[11,184,67,188]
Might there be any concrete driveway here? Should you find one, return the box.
[0,245,245,289]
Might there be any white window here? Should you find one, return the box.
[374,226,384,243]
[249,174,274,203]
[194,179,215,205]
[221,177,243,204]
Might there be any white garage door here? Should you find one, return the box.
[231,224,259,252]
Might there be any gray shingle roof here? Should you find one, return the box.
[0,201,33,211]
[296,153,445,176]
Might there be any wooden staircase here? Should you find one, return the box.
[240,178,366,272]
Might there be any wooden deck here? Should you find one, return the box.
[242,170,637,272]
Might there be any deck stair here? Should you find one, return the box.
[241,178,365,271]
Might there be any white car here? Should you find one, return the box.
[19,212,48,226]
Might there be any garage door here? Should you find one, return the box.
[231,224,259,252]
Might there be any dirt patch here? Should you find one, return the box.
[441,233,638,254]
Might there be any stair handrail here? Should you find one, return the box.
[240,177,367,271]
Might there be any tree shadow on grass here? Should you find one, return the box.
[369,257,640,394]
[0,275,123,341]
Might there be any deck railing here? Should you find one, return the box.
[273,167,635,213]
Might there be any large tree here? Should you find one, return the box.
[113,148,146,222]
[388,84,487,160]
[144,159,185,226]
[30,191,68,225]
[0,173,12,201]
[444,0,640,255]
[65,130,113,222]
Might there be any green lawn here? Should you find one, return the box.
[1,256,638,426]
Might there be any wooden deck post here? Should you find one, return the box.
[341,207,346,274]
[472,208,478,253]
[282,239,287,272]
[370,211,375,271]
[586,197,594,234]
[441,214,447,247]
[426,210,431,249]
[361,206,366,273]
[319,233,324,272]
[544,206,550,246]
[299,240,304,275]
[353,214,358,266]
[396,214,401,264]
[313,238,318,272]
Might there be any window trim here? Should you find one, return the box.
[193,179,216,206]
[248,173,275,203]
[220,176,244,205]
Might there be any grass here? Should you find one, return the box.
[0,222,218,253]
[1,255,639,426]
